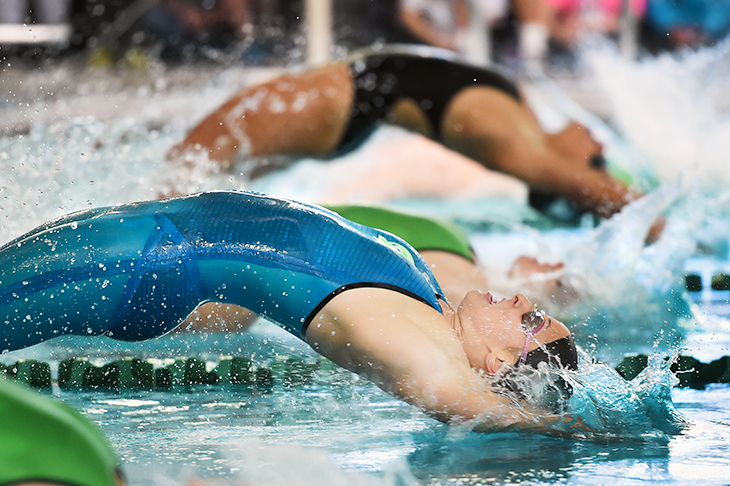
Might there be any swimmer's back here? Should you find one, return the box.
[338,45,521,151]
[0,191,444,350]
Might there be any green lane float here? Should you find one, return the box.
[4,353,729,392]
[616,354,730,389]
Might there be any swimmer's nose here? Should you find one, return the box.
[514,293,533,310]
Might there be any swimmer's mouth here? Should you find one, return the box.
[485,291,506,305]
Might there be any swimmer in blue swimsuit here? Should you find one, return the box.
[171,45,649,225]
[1,191,578,432]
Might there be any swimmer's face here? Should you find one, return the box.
[456,291,536,374]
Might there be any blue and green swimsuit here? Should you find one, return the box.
[0,191,444,352]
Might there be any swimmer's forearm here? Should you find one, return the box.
[410,372,594,435]
[530,154,640,218]
[468,408,589,435]
[457,400,592,436]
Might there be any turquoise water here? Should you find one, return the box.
[4,325,730,485]
[2,41,730,484]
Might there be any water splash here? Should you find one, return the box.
[567,347,688,438]
[472,344,687,440]
[587,40,730,187]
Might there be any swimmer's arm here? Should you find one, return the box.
[538,159,665,243]
[308,288,564,433]
[442,89,640,219]
[400,359,579,434]
[502,140,640,218]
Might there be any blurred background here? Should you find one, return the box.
[1,0,727,71]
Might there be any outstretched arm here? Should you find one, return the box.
[441,87,641,218]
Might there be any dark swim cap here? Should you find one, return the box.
[497,335,578,412]
[522,336,578,412]
[0,377,121,486]
[522,335,578,371]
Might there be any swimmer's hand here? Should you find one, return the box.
[508,256,563,277]
[507,256,579,307]
[464,399,593,437]
[536,413,593,437]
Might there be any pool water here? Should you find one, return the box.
[2,40,730,484]
[6,325,730,486]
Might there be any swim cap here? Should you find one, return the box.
[0,377,121,486]
[497,336,577,413]
[325,204,475,262]
[523,335,578,371]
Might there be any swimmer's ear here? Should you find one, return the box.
[485,351,504,375]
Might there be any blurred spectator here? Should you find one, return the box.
[399,0,471,51]
[0,0,69,24]
[139,0,254,62]
[543,0,647,42]
[332,0,423,52]
[644,0,730,49]
[492,0,646,73]
[511,0,552,71]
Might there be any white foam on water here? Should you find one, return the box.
[586,40,730,187]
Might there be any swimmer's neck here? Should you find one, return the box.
[441,299,463,339]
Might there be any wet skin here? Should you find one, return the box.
[306,285,571,431]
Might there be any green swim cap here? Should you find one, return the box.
[0,377,120,486]
[326,204,475,262]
